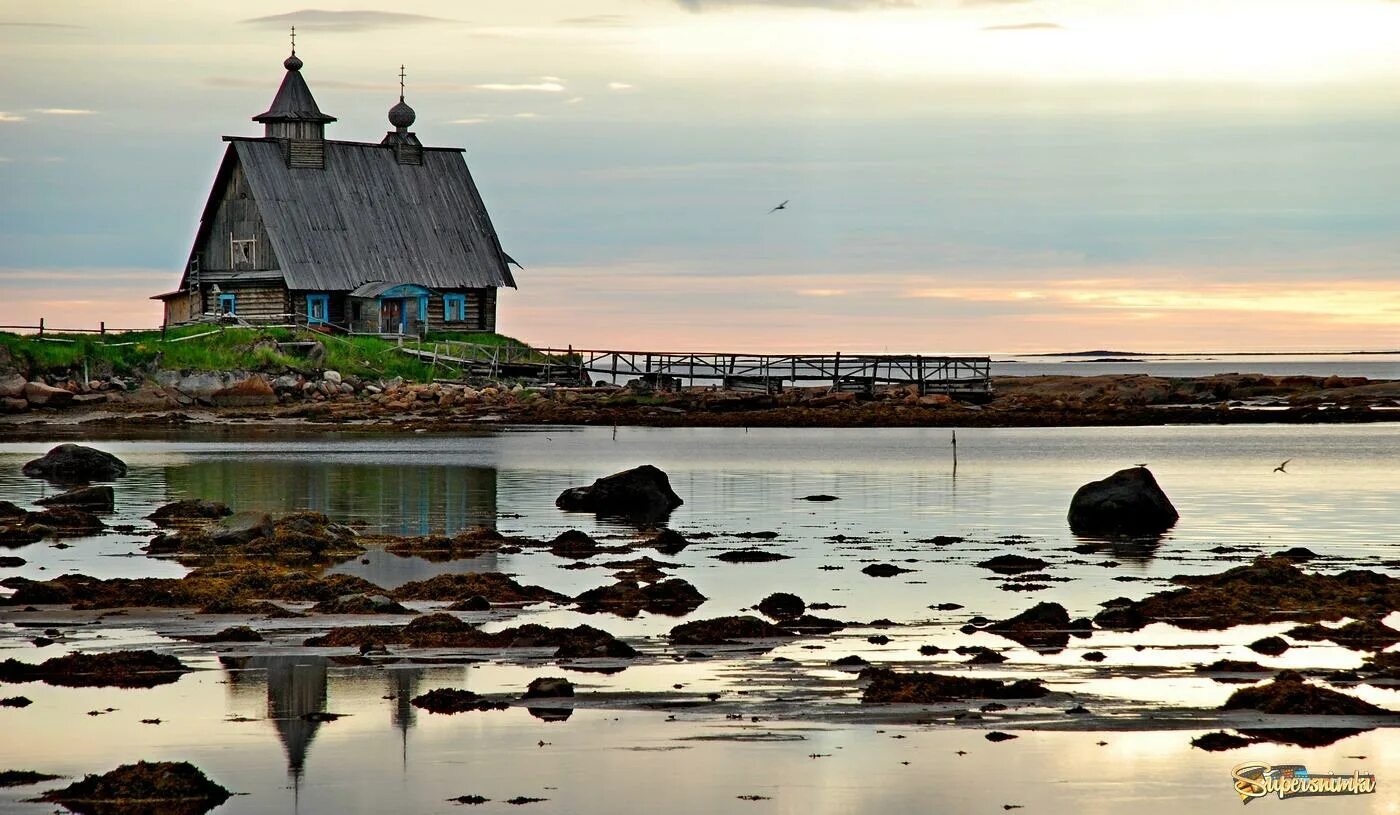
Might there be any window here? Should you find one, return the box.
[217,293,237,315]
[306,293,330,325]
[230,237,257,270]
[351,301,362,321]
[443,293,466,322]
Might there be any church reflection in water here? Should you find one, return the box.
[222,656,446,784]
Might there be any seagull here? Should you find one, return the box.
[769,200,789,214]
[1274,458,1292,473]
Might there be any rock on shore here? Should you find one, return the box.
[1068,466,1178,536]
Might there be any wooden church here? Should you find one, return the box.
[154,47,518,334]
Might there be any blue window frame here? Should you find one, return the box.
[217,293,237,315]
[418,296,428,323]
[306,293,330,325]
[443,293,466,322]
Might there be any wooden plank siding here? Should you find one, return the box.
[202,282,290,321]
[197,163,280,273]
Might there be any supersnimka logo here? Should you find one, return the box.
[1231,762,1377,804]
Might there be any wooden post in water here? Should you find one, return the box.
[833,352,841,390]
[951,429,958,475]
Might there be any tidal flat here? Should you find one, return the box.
[1,425,1398,814]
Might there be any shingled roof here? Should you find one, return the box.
[184,138,517,292]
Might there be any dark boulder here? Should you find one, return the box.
[35,485,114,511]
[21,444,127,483]
[556,465,683,521]
[1068,467,1178,536]
[523,677,574,699]
[757,592,805,620]
[860,668,1048,703]
[986,602,1074,650]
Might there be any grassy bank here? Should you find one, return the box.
[0,326,534,383]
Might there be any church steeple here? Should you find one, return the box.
[253,28,336,143]
[381,64,423,166]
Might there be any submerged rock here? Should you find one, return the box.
[1067,467,1178,536]
[976,555,1048,575]
[712,550,790,563]
[20,507,104,536]
[34,486,114,512]
[1221,670,1391,716]
[548,530,604,559]
[21,444,127,483]
[861,563,914,577]
[860,668,1048,704]
[146,499,232,527]
[986,602,1082,650]
[523,677,574,699]
[1191,731,1255,752]
[411,688,509,714]
[305,614,637,658]
[669,615,794,645]
[391,573,567,605]
[310,593,413,615]
[37,761,230,814]
[0,770,59,787]
[1286,619,1400,651]
[555,464,683,521]
[0,650,189,689]
[573,578,706,617]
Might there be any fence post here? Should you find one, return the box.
[100,321,105,335]
[38,317,44,336]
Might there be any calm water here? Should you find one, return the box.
[2,425,1399,813]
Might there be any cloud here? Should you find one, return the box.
[0,21,84,28]
[608,82,635,91]
[558,14,630,26]
[0,112,25,123]
[982,22,1063,31]
[673,0,913,10]
[449,113,544,125]
[565,96,585,104]
[241,9,455,31]
[473,81,566,92]
[33,108,96,115]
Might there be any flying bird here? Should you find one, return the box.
[1274,458,1292,473]
[769,200,788,213]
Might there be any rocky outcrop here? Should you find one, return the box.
[21,382,73,408]
[556,465,683,521]
[21,444,127,483]
[523,677,574,699]
[668,615,794,645]
[147,499,233,526]
[1068,467,1178,536]
[756,592,805,620]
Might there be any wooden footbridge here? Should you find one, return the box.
[398,342,993,397]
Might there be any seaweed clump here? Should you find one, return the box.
[860,668,1048,704]
[668,615,795,645]
[1221,670,1392,715]
[1093,557,1400,631]
[411,688,509,714]
[390,573,567,605]
[36,761,230,815]
[0,651,190,689]
[383,527,528,561]
[573,578,707,617]
[304,613,637,658]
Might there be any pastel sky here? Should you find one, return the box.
[4,0,1400,352]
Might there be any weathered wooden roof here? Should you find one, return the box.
[254,56,336,124]
[199,137,516,292]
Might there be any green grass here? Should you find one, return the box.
[0,326,534,383]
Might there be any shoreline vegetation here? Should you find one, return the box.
[2,327,1400,429]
